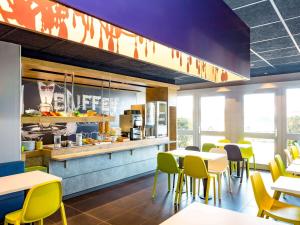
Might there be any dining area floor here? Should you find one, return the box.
[42,170,297,225]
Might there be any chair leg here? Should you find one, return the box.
[192,178,196,199]
[218,173,221,200]
[246,159,249,178]
[257,209,264,217]
[168,173,171,192]
[4,220,8,225]
[198,179,201,196]
[273,191,281,200]
[152,169,159,198]
[240,160,245,184]
[185,175,189,197]
[205,177,211,204]
[177,172,185,204]
[190,177,193,193]
[38,219,44,225]
[175,172,182,203]
[213,178,216,204]
[60,202,68,225]
[227,166,231,193]
[173,174,175,189]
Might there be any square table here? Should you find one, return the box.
[271,176,300,197]
[286,164,300,175]
[169,150,226,199]
[291,159,300,165]
[159,203,283,225]
[0,171,62,196]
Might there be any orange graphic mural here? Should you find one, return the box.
[0,0,248,83]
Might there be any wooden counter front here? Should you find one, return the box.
[45,137,169,161]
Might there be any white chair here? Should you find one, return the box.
[208,148,231,200]
[284,148,293,166]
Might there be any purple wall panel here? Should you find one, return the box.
[57,0,250,77]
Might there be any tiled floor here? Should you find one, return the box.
[44,171,300,225]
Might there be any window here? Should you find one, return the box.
[245,138,275,164]
[200,135,225,146]
[177,134,193,148]
[244,93,275,133]
[177,96,193,130]
[177,95,194,147]
[287,89,300,134]
[200,96,225,131]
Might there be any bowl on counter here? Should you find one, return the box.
[22,141,35,151]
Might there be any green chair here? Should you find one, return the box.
[152,152,181,199]
[238,140,256,176]
[218,139,231,143]
[201,143,216,152]
[176,155,216,205]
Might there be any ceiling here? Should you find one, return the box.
[224,0,300,77]
[0,23,202,85]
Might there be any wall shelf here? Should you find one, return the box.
[21,116,113,124]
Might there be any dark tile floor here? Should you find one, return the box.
[45,171,300,225]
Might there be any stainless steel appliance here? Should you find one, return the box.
[145,101,168,138]
[120,113,143,140]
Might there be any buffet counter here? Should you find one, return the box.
[45,137,170,161]
[24,137,169,197]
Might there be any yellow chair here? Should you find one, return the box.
[285,149,294,166]
[251,172,300,225]
[5,180,67,225]
[290,145,300,160]
[238,140,256,175]
[275,154,298,178]
[269,160,281,182]
[176,155,216,204]
[152,152,181,199]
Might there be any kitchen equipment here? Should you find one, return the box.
[145,101,168,138]
[120,112,143,140]
[53,135,61,149]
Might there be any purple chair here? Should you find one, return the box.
[224,145,246,183]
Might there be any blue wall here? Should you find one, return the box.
[57,0,250,77]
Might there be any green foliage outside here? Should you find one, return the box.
[288,115,300,134]
[177,117,191,148]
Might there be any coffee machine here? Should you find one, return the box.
[120,110,143,140]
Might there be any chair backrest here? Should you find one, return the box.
[284,149,293,166]
[183,155,208,179]
[185,146,200,152]
[21,180,62,223]
[269,160,281,181]
[157,152,179,174]
[290,145,299,160]
[250,172,274,211]
[201,143,216,152]
[224,145,243,161]
[238,140,254,158]
[274,154,287,176]
[208,148,228,172]
[218,139,231,143]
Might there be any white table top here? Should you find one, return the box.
[170,150,226,161]
[216,142,251,148]
[291,159,300,165]
[286,164,300,175]
[271,176,300,195]
[0,171,62,196]
[159,203,282,225]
